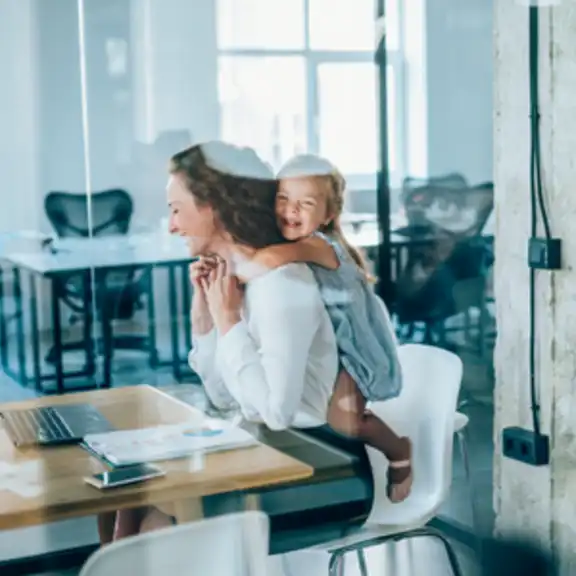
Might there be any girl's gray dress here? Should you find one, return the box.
[310,232,402,401]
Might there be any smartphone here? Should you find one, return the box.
[84,464,165,490]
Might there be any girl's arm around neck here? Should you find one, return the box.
[253,235,339,271]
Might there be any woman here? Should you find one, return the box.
[99,141,364,542]
[176,141,339,430]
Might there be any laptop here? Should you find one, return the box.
[0,404,114,447]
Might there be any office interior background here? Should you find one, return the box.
[0,0,495,571]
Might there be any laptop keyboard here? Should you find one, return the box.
[4,407,73,445]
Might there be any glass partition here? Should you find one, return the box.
[0,0,493,570]
[0,0,101,563]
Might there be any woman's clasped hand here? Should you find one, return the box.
[189,256,244,334]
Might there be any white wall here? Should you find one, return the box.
[131,0,219,144]
[0,0,41,233]
[36,0,86,200]
[404,0,493,185]
[129,0,220,228]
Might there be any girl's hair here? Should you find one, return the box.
[278,154,373,281]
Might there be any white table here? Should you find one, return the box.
[6,233,191,275]
[1,233,195,394]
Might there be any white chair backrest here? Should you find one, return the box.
[366,343,463,525]
[80,511,269,576]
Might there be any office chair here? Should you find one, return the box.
[397,173,469,236]
[43,189,153,366]
[395,236,494,347]
[392,181,494,350]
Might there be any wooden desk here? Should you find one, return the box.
[0,386,313,530]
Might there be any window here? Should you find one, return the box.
[308,0,376,52]
[316,62,378,176]
[217,0,305,50]
[218,56,307,168]
[216,0,403,189]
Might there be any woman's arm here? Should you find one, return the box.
[188,291,237,411]
[191,287,213,336]
[214,265,326,430]
[254,236,339,271]
[188,331,238,411]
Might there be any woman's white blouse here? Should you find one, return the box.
[188,264,338,430]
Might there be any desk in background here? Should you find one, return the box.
[0,233,195,393]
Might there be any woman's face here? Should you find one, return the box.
[167,173,218,256]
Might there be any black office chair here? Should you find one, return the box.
[397,173,469,235]
[394,235,493,347]
[44,189,152,365]
[392,180,495,350]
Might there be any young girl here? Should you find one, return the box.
[255,154,412,503]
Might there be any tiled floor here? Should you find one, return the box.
[0,337,494,575]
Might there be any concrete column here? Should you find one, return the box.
[494,2,576,571]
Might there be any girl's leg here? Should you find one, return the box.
[327,369,413,502]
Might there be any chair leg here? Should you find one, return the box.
[432,530,465,576]
[328,552,344,576]
[327,525,465,576]
[433,532,464,576]
[356,549,369,576]
[393,527,464,576]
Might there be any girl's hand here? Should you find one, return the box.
[202,259,244,334]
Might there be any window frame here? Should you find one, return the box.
[216,0,404,191]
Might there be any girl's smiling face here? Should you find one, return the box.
[275,177,333,240]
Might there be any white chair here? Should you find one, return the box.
[79,511,269,576]
[312,343,464,576]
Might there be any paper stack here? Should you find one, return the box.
[82,418,257,467]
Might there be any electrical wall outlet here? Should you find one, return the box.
[528,238,561,270]
[502,427,549,466]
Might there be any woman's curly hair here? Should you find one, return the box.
[169,142,285,249]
